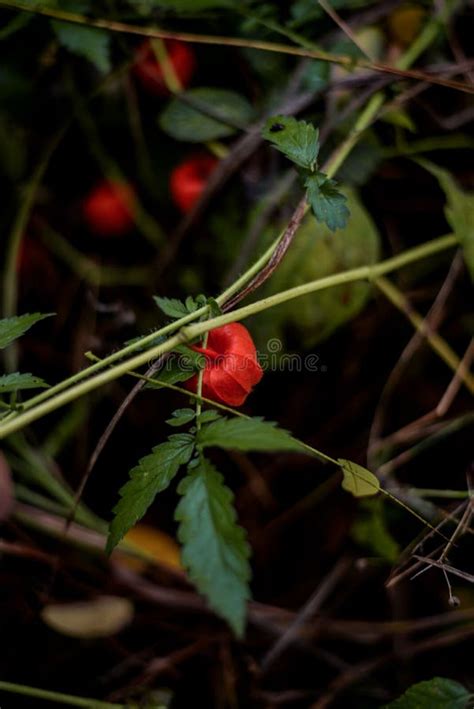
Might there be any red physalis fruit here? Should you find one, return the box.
[170,155,218,213]
[132,39,196,96]
[82,181,136,237]
[186,323,263,406]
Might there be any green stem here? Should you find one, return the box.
[411,488,470,499]
[195,332,208,431]
[0,681,132,708]
[375,276,474,393]
[0,234,458,439]
[96,360,337,466]
[382,134,474,158]
[40,224,152,286]
[2,136,61,370]
[16,218,297,416]
[324,6,447,178]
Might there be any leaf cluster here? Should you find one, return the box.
[262,115,350,231]
[0,313,53,401]
[107,410,381,634]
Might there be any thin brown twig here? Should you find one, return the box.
[437,339,474,416]
[386,502,468,590]
[367,251,465,470]
[72,359,165,510]
[413,555,474,585]
[310,624,474,708]
[260,557,352,673]
[372,338,474,454]
[2,1,473,94]
[318,0,376,61]
[223,196,308,312]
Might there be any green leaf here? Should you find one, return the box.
[185,295,199,312]
[383,677,471,709]
[51,17,111,73]
[206,297,222,317]
[0,313,53,350]
[166,408,196,427]
[145,346,204,389]
[159,87,254,142]
[305,172,350,232]
[175,455,251,636]
[334,132,382,187]
[52,23,111,74]
[198,416,304,453]
[262,115,319,171]
[253,188,380,349]
[0,372,49,394]
[154,294,208,318]
[339,458,380,497]
[197,409,221,424]
[153,296,190,319]
[106,433,195,554]
[300,60,329,93]
[0,112,27,181]
[416,159,474,281]
[0,12,32,41]
[382,108,416,132]
[352,498,400,562]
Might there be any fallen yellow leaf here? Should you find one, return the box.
[41,596,134,638]
[120,523,183,572]
[388,4,426,47]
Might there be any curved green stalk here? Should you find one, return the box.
[0,680,132,708]
[0,234,459,439]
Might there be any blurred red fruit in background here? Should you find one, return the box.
[170,155,218,213]
[82,181,136,237]
[133,40,195,96]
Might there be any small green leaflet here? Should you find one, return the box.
[159,87,254,142]
[352,498,400,562]
[0,372,49,394]
[383,677,472,709]
[106,433,194,554]
[50,1,111,73]
[145,346,204,389]
[52,22,111,73]
[197,409,221,424]
[416,159,474,281]
[166,408,196,427]
[261,116,349,230]
[153,294,207,319]
[0,11,32,40]
[197,416,304,453]
[305,173,350,232]
[0,313,53,350]
[154,296,192,319]
[262,115,319,171]
[175,455,251,637]
[206,297,222,317]
[339,458,380,497]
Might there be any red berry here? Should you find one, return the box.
[132,40,195,96]
[82,181,135,237]
[186,323,263,406]
[170,155,218,213]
